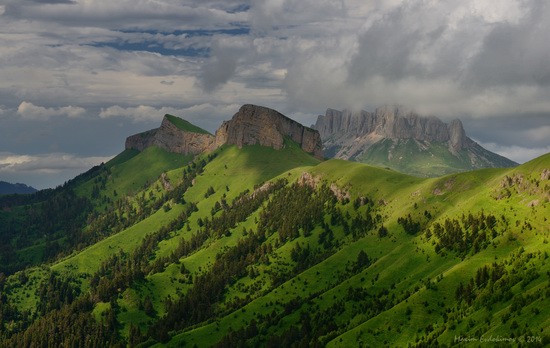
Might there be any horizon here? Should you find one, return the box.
[1,1,549,189]
[3,105,546,191]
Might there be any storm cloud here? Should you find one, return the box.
[0,0,548,188]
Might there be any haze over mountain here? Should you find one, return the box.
[314,105,518,177]
[0,181,37,195]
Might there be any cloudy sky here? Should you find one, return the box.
[1,0,549,189]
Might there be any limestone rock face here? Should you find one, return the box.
[125,105,324,160]
[313,105,473,159]
[315,105,466,148]
[125,115,215,155]
[215,104,324,160]
[448,119,469,152]
[313,105,517,176]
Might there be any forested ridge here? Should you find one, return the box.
[0,146,549,347]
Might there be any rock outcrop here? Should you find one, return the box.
[313,105,517,176]
[125,115,215,155]
[314,105,471,154]
[125,105,324,160]
[215,104,324,160]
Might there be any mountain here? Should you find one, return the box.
[125,114,215,155]
[126,104,324,160]
[313,105,518,176]
[0,181,37,195]
[215,104,324,160]
[0,105,549,347]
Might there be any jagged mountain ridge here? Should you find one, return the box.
[125,104,324,160]
[313,105,518,176]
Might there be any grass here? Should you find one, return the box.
[76,146,192,202]
[3,142,549,347]
[168,153,549,346]
[53,205,186,275]
[356,138,516,177]
[165,114,212,135]
[104,147,192,196]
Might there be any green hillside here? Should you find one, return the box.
[0,146,191,275]
[356,138,517,177]
[165,114,211,135]
[0,142,548,347]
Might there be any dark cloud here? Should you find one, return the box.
[347,6,424,83]
[199,52,239,92]
[30,0,76,4]
[467,1,550,88]
[0,0,548,188]
[197,36,249,92]
[463,113,550,149]
[4,0,248,31]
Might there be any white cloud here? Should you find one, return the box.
[98,103,241,131]
[0,151,113,189]
[0,0,549,188]
[5,0,247,31]
[475,142,550,164]
[0,152,111,174]
[17,101,86,120]
[99,105,176,122]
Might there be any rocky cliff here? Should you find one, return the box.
[313,105,517,176]
[125,115,215,155]
[215,104,324,160]
[125,105,324,160]
[314,105,472,154]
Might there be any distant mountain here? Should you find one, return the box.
[313,105,518,176]
[0,180,37,195]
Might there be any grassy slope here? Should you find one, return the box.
[4,148,188,312]
[324,155,549,346]
[118,141,321,331]
[60,151,550,346]
[356,138,516,177]
[10,147,192,270]
[35,141,318,334]
[3,143,549,347]
[171,155,549,347]
[165,114,212,135]
[76,146,192,201]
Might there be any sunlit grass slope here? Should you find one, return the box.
[2,143,548,348]
[356,138,517,177]
[165,114,212,135]
[77,146,193,201]
[54,141,320,276]
[168,153,549,347]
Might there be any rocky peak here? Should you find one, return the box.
[215,104,324,160]
[448,119,469,152]
[125,114,215,155]
[314,105,469,152]
[125,106,324,160]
